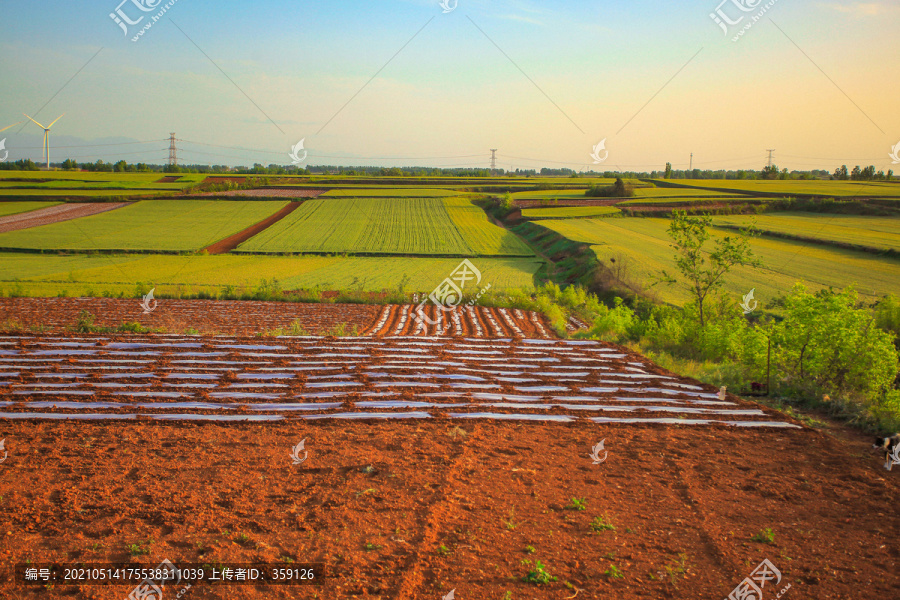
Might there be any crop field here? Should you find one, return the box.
[236,197,534,256]
[0,201,61,217]
[319,188,470,197]
[538,217,900,305]
[0,200,288,252]
[521,206,621,219]
[712,213,900,253]
[0,253,542,297]
[653,179,900,197]
[0,171,206,186]
[616,197,750,206]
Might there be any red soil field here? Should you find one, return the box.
[0,202,131,234]
[0,302,897,599]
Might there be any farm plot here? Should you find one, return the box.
[0,202,131,234]
[0,254,542,298]
[522,206,621,219]
[236,198,533,256]
[538,217,900,305]
[0,201,61,218]
[0,200,288,252]
[652,179,900,198]
[712,213,900,253]
[0,333,796,428]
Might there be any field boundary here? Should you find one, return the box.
[202,201,303,254]
[714,222,900,259]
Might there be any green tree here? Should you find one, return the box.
[664,162,672,179]
[660,211,760,327]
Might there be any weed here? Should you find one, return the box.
[523,560,557,585]
[437,544,450,556]
[751,528,776,544]
[658,553,689,587]
[280,556,295,563]
[501,592,512,600]
[590,515,616,532]
[604,565,624,579]
[501,510,520,531]
[448,425,468,439]
[566,497,587,511]
[524,545,536,554]
[356,488,377,498]
[127,538,153,556]
[364,543,382,552]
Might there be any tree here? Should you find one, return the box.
[660,211,761,327]
[664,162,672,179]
[762,164,780,179]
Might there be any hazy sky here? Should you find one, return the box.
[1,0,898,171]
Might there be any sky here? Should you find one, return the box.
[0,0,898,171]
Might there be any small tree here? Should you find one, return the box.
[660,210,760,327]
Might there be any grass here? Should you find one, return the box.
[656,553,689,586]
[235,197,533,256]
[0,200,288,252]
[319,188,467,197]
[536,217,900,305]
[0,201,62,217]
[521,206,621,219]
[0,253,543,297]
[712,213,900,253]
[603,565,624,579]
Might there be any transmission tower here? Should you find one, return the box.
[168,133,177,166]
[490,149,498,175]
[766,149,775,167]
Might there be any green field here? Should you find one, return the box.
[617,197,748,206]
[538,217,900,305]
[521,206,621,219]
[0,253,541,297]
[712,213,900,253]
[319,188,471,197]
[0,189,179,198]
[0,200,288,252]
[652,179,900,197]
[236,197,533,256]
[0,201,62,217]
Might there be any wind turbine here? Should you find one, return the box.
[23,113,65,169]
[0,121,23,134]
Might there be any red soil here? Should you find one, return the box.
[202,203,302,255]
[515,198,622,209]
[0,203,131,234]
[0,301,897,599]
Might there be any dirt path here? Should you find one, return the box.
[202,202,302,254]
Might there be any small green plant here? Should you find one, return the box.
[364,543,382,552]
[356,488,377,498]
[235,533,250,544]
[604,565,624,579]
[658,553,689,587]
[501,510,520,531]
[524,545,536,554]
[751,528,776,544]
[74,310,96,333]
[437,544,450,556]
[566,497,587,511]
[523,560,557,585]
[590,515,616,532]
[501,592,512,600]
[280,556,295,563]
[127,538,153,556]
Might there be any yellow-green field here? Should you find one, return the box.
[521,206,621,219]
[652,179,900,197]
[538,217,900,305]
[0,200,288,252]
[0,253,542,297]
[712,213,900,253]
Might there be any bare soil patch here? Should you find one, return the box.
[202,203,302,255]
